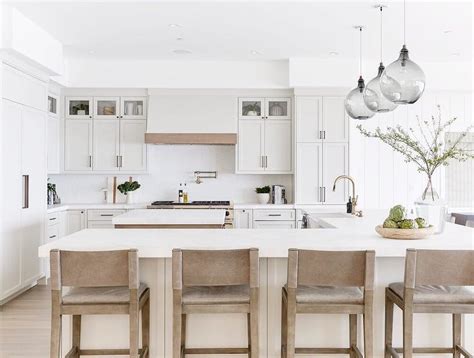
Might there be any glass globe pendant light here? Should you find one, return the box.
[345,26,375,120]
[363,5,398,113]
[380,0,425,104]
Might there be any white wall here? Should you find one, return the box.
[1,5,63,76]
[289,58,473,92]
[61,58,289,89]
[50,145,293,204]
[351,91,473,210]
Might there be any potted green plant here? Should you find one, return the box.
[357,106,473,233]
[117,180,141,204]
[255,185,271,204]
[72,103,88,115]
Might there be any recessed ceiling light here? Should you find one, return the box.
[172,49,192,55]
[176,36,184,41]
[88,50,95,54]
[251,50,262,55]
[450,52,461,56]
[443,30,453,34]
[329,51,339,56]
[168,23,182,28]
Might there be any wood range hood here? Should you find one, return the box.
[144,133,237,145]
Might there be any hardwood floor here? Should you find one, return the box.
[0,285,51,357]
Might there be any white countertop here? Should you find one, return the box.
[39,210,473,258]
[47,203,148,213]
[112,209,226,225]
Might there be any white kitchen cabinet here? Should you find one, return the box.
[295,142,348,205]
[252,221,296,229]
[322,97,347,142]
[121,97,147,119]
[264,120,292,172]
[66,97,93,119]
[64,120,93,171]
[1,96,47,303]
[233,209,253,228]
[94,97,120,119]
[265,98,291,120]
[237,120,265,173]
[323,143,349,204]
[237,99,292,174]
[47,115,60,173]
[66,210,86,235]
[296,96,322,143]
[120,120,147,171]
[296,143,323,204]
[239,98,264,120]
[296,96,347,143]
[93,120,120,171]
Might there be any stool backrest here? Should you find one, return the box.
[172,248,259,288]
[50,249,139,290]
[287,249,375,289]
[405,249,473,288]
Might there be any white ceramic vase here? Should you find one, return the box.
[257,193,270,205]
[126,192,135,204]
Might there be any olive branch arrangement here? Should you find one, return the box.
[357,106,473,201]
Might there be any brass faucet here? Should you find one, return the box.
[332,175,359,215]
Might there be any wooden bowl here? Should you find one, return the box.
[375,225,435,240]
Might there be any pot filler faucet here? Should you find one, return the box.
[332,175,361,216]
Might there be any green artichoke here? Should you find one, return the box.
[415,217,428,228]
[383,219,398,229]
[398,219,419,229]
[389,205,407,222]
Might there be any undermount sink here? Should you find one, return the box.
[305,212,352,229]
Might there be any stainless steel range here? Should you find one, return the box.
[147,201,234,228]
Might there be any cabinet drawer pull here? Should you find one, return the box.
[49,217,57,221]
[268,214,282,217]
[22,175,29,209]
[100,214,114,217]
[89,155,92,168]
[49,235,56,239]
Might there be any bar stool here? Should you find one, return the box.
[172,248,259,358]
[281,249,375,358]
[49,249,150,358]
[385,249,474,358]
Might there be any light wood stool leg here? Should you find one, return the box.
[453,314,461,358]
[364,291,374,358]
[403,305,414,358]
[181,314,187,358]
[350,314,357,358]
[281,291,287,358]
[247,313,251,358]
[249,289,259,358]
[142,297,150,357]
[50,298,61,358]
[384,293,394,358]
[285,293,296,358]
[173,298,182,358]
[130,311,140,357]
[72,315,81,357]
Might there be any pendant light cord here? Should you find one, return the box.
[380,6,383,62]
[359,26,362,76]
[403,0,406,45]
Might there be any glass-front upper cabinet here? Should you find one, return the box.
[265,98,291,120]
[48,94,58,116]
[66,97,93,119]
[121,97,147,119]
[239,98,264,120]
[94,97,120,119]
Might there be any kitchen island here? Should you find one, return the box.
[39,211,473,358]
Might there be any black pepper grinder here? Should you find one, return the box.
[346,196,352,214]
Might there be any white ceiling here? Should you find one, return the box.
[9,1,473,63]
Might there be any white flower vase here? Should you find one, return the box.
[126,192,135,204]
[414,180,447,234]
[257,193,270,205]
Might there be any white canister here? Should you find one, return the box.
[126,102,135,116]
